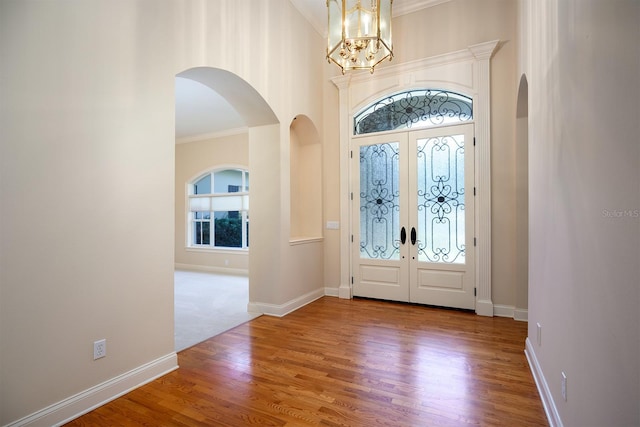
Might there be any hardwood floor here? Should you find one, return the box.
[66,297,548,426]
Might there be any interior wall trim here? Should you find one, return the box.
[493,304,516,318]
[525,338,563,427]
[175,263,248,277]
[514,308,529,322]
[5,353,178,427]
[394,0,453,17]
[324,286,340,297]
[493,304,528,321]
[247,288,325,317]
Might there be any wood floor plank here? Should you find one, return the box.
[65,297,548,426]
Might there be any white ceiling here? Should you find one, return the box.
[175,77,245,142]
[175,0,450,142]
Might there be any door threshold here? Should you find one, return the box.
[352,296,475,314]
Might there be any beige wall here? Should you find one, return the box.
[175,133,249,272]
[0,0,325,424]
[521,0,639,425]
[322,63,343,291]
[322,0,521,310]
[0,1,179,423]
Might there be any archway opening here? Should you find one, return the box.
[173,67,279,350]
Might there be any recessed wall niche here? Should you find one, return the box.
[289,115,322,240]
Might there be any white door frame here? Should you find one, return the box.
[331,40,499,316]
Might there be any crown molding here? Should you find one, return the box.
[394,0,452,17]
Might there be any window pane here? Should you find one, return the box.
[194,221,210,245]
[214,212,242,248]
[213,170,243,194]
[354,89,473,135]
[194,174,211,195]
[245,213,250,248]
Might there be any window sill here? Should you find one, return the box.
[185,246,248,254]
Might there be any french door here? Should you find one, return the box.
[351,124,475,309]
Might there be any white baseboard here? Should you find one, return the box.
[175,263,248,276]
[493,304,515,318]
[324,286,340,297]
[514,308,529,321]
[525,338,562,427]
[6,353,178,427]
[338,283,352,299]
[492,304,528,321]
[475,299,494,316]
[247,288,325,317]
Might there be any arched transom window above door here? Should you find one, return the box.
[354,89,473,135]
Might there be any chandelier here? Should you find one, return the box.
[326,0,393,74]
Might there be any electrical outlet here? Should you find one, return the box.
[536,322,542,346]
[561,372,567,401]
[93,339,106,360]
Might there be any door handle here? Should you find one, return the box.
[411,227,416,245]
[400,227,407,245]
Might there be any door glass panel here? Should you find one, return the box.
[416,135,465,264]
[359,142,400,260]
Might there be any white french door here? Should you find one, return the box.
[351,124,476,309]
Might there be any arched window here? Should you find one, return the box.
[354,89,473,135]
[188,168,249,249]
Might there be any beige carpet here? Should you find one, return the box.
[174,269,261,352]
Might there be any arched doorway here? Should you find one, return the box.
[515,74,529,320]
[173,67,279,350]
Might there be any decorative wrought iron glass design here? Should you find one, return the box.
[416,135,466,264]
[354,90,473,135]
[359,142,400,260]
